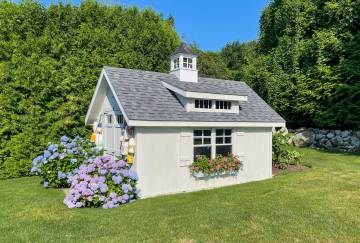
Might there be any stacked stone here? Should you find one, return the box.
[290,128,360,152]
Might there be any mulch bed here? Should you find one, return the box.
[272,164,310,176]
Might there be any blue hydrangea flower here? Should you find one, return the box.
[60,135,69,143]
[57,171,67,180]
[43,181,49,188]
[71,158,77,164]
[43,150,51,159]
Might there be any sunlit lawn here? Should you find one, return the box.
[1,148,360,242]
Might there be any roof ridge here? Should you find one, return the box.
[104,66,246,84]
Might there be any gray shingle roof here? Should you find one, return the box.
[172,43,197,56]
[104,66,285,123]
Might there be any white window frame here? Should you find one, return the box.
[116,114,124,127]
[173,57,179,69]
[194,99,212,109]
[183,57,193,69]
[216,100,231,110]
[193,128,233,160]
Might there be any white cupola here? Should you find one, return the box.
[170,43,198,82]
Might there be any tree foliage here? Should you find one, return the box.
[0,0,179,178]
[205,0,360,130]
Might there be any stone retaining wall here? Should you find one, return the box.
[289,128,360,152]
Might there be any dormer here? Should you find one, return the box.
[170,43,198,82]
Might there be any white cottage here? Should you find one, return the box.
[85,43,285,198]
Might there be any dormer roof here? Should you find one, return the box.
[172,43,197,56]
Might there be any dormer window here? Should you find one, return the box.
[195,99,212,109]
[173,58,179,69]
[216,100,231,110]
[183,57,193,69]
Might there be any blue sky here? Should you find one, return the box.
[41,0,270,51]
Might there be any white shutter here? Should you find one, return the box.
[179,128,193,166]
[234,128,246,159]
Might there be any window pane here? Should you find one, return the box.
[194,138,202,145]
[194,146,211,160]
[200,100,204,108]
[220,101,224,109]
[209,100,212,108]
[189,64,193,68]
[216,137,223,144]
[224,102,228,109]
[225,129,231,135]
[216,101,219,109]
[216,145,232,156]
[107,115,112,124]
[225,137,231,144]
[188,58,192,64]
[194,130,202,136]
[195,99,199,108]
[203,138,211,144]
[203,130,211,136]
[183,63,187,68]
[204,100,208,108]
[216,129,223,136]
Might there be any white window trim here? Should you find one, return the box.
[193,128,233,159]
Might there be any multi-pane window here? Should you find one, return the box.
[193,129,232,160]
[173,58,179,69]
[183,57,193,69]
[193,130,212,160]
[195,99,212,109]
[107,114,112,124]
[117,114,124,126]
[215,129,232,156]
[216,100,231,110]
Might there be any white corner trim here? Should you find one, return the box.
[85,68,130,125]
[162,81,248,101]
[127,120,286,128]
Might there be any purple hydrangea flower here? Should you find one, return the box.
[112,175,122,185]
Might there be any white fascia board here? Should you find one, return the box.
[85,69,130,125]
[103,70,130,125]
[162,81,248,101]
[127,120,285,128]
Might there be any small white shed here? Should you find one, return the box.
[85,43,285,198]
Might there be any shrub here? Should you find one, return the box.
[31,136,101,188]
[190,154,243,178]
[272,129,302,169]
[64,155,140,208]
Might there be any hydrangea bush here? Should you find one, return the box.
[64,155,140,209]
[190,154,243,178]
[31,136,102,188]
[272,129,302,169]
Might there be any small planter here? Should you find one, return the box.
[190,154,243,179]
[192,171,239,179]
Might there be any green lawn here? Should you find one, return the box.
[1,148,360,242]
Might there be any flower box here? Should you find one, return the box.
[190,154,243,179]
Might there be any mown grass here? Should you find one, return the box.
[1,148,360,242]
